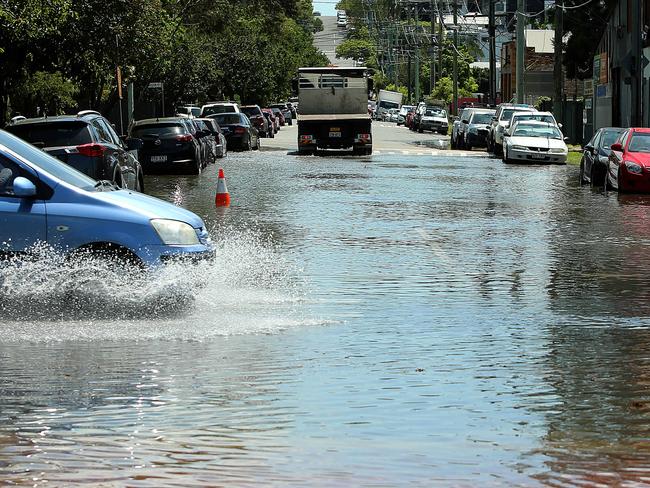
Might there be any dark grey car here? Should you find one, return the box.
[580,127,625,187]
[6,111,144,191]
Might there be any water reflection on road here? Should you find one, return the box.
[2,149,650,485]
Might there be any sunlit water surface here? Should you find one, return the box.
[2,150,650,486]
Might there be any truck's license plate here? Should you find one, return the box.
[329,128,341,138]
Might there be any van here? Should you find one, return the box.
[0,130,214,267]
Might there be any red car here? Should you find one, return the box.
[405,111,416,130]
[262,108,279,134]
[268,107,286,127]
[606,128,650,193]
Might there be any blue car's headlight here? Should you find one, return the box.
[151,219,200,245]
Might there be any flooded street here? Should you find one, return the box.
[3,125,650,486]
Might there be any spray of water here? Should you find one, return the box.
[0,226,314,341]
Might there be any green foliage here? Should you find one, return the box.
[535,96,552,111]
[432,77,453,103]
[385,84,408,98]
[0,0,328,123]
[336,38,375,62]
[15,71,78,115]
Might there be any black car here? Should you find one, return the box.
[198,118,227,158]
[5,110,144,191]
[462,109,496,149]
[241,105,271,137]
[129,117,205,174]
[580,127,625,187]
[207,113,259,151]
[192,118,216,165]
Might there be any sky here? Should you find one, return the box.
[313,1,338,16]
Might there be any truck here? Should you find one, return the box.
[297,67,373,156]
[375,89,403,121]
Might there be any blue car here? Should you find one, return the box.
[0,129,214,267]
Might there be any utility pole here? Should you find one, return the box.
[430,0,436,94]
[515,0,525,103]
[453,0,458,114]
[438,0,443,83]
[553,0,563,123]
[632,0,643,125]
[415,3,421,103]
[488,0,497,105]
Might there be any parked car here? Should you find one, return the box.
[397,105,415,125]
[200,101,240,117]
[0,129,214,267]
[505,111,560,139]
[193,118,218,164]
[241,105,271,137]
[605,128,650,193]
[385,108,400,123]
[5,111,144,192]
[129,117,204,174]
[262,109,278,135]
[405,111,416,130]
[462,109,496,149]
[487,103,535,155]
[579,127,625,186]
[415,105,448,134]
[176,106,201,118]
[451,107,475,149]
[286,102,297,120]
[270,104,292,126]
[198,118,227,158]
[182,118,210,168]
[207,113,260,151]
[269,107,286,127]
[502,121,568,164]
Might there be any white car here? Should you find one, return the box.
[387,108,400,123]
[503,121,568,164]
[200,102,240,118]
[337,16,347,27]
[505,111,560,137]
[397,105,414,125]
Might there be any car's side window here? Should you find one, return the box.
[0,154,22,197]
[101,118,122,145]
[91,119,112,144]
[591,131,601,149]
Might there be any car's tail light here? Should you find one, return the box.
[76,143,108,157]
[176,134,194,142]
[234,127,246,134]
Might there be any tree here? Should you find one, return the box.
[336,38,375,62]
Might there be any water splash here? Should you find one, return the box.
[0,226,313,341]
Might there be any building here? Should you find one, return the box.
[500,29,555,104]
[591,0,650,131]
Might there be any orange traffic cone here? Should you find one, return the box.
[215,167,231,207]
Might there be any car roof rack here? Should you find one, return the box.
[77,110,102,117]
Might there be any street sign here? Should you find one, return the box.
[148,82,163,89]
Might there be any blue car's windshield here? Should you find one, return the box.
[0,130,96,190]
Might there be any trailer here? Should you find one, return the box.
[297,67,372,156]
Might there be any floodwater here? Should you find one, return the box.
[2,148,650,486]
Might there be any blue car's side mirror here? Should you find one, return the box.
[13,177,36,197]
